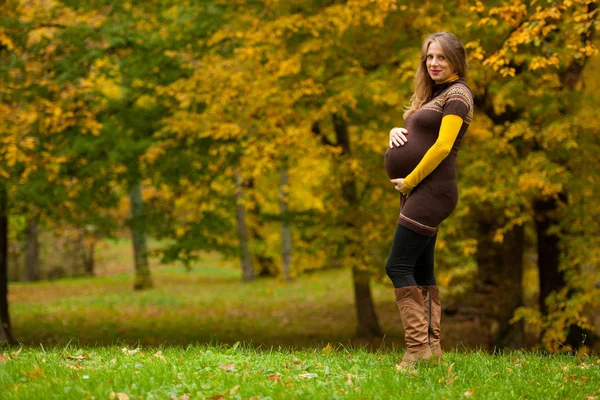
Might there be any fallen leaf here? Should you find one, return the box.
[395,364,418,375]
[445,363,456,385]
[26,365,45,379]
[267,374,281,382]
[464,389,474,397]
[219,364,235,371]
[347,373,354,386]
[205,395,224,400]
[66,355,86,361]
[110,392,130,400]
[0,354,9,363]
[322,343,333,357]
[153,351,166,361]
[62,363,84,370]
[298,373,318,379]
[230,385,240,395]
[581,376,588,383]
[11,347,22,358]
[121,348,140,356]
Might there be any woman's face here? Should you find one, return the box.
[426,41,455,83]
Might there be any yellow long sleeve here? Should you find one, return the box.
[401,114,464,194]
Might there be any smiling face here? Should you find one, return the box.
[426,41,456,83]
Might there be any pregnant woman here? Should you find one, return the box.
[384,32,474,368]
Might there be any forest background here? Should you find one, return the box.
[0,0,599,353]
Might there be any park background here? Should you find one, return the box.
[1,0,600,356]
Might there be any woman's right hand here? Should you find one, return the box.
[389,127,409,148]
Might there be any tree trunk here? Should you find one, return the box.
[534,195,590,350]
[85,237,95,277]
[235,171,254,282]
[244,178,276,278]
[450,222,525,350]
[333,113,382,338]
[280,168,292,281]
[24,216,40,282]
[129,180,153,290]
[78,230,95,277]
[0,184,14,345]
[476,223,525,349]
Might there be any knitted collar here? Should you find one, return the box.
[431,73,460,97]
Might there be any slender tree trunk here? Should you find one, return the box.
[333,113,382,338]
[78,230,95,277]
[129,180,153,290]
[0,184,14,345]
[280,168,292,281]
[450,222,525,350]
[534,195,590,350]
[85,237,95,277]
[24,216,40,282]
[235,171,254,282]
[475,223,525,349]
[244,178,276,277]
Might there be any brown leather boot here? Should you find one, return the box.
[394,286,432,368]
[421,286,443,359]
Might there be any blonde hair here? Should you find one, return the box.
[403,32,468,119]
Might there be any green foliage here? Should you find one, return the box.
[2,0,599,350]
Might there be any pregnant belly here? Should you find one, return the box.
[384,142,429,179]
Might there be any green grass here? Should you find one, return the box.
[4,241,600,398]
[9,252,487,349]
[1,345,598,399]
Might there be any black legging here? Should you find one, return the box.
[385,224,437,288]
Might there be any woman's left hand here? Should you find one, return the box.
[390,178,412,196]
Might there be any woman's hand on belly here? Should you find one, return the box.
[390,178,412,196]
[389,127,409,148]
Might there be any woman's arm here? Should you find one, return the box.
[398,114,463,195]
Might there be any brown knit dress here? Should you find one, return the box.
[384,79,474,236]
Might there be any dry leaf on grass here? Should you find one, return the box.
[321,343,333,357]
[26,365,45,379]
[66,355,86,361]
[0,354,9,363]
[463,389,474,397]
[11,347,22,358]
[267,374,281,382]
[153,351,166,361]
[62,363,84,370]
[298,373,318,379]
[109,392,130,400]
[121,348,140,356]
[219,364,235,371]
[441,363,455,385]
[347,373,357,386]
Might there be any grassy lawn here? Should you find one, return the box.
[9,247,411,348]
[4,240,599,398]
[8,248,485,349]
[1,345,598,399]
